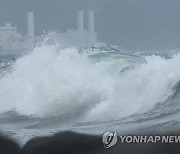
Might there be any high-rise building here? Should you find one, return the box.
[27,12,35,45]
[77,11,84,32]
[88,11,94,33]
[77,11,84,47]
[88,11,97,46]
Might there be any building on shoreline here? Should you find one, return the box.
[56,11,97,48]
[0,12,35,51]
[0,10,97,51]
[0,23,23,51]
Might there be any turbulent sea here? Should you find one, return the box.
[0,44,180,145]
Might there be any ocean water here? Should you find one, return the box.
[0,44,180,145]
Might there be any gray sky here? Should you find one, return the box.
[1,0,180,51]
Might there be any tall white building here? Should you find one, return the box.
[27,12,35,46]
[88,11,97,46]
[77,11,84,47]
[88,11,94,33]
[77,11,84,32]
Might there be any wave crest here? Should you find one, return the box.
[0,44,180,124]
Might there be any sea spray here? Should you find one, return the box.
[0,44,180,125]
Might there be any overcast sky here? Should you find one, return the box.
[1,0,180,51]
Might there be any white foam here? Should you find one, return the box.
[0,45,114,117]
[85,54,180,121]
[0,43,180,123]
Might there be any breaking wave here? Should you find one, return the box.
[0,44,180,126]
